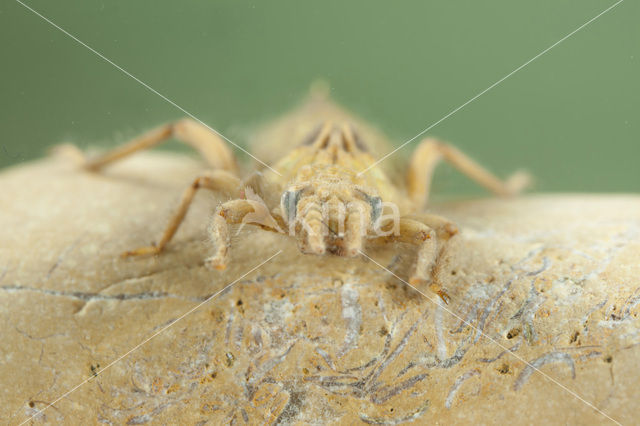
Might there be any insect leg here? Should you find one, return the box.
[368,218,449,303]
[404,213,459,241]
[122,171,241,257]
[57,118,239,174]
[206,199,282,270]
[406,138,530,209]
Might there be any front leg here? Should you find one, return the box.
[369,218,450,303]
[404,212,459,241]
[207,199,283,270]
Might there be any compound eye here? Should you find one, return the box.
[368,196,382,223]
[281,190,301,222]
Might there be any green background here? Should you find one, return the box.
[1,0,638,194]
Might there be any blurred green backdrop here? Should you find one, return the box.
[1,0,638,194]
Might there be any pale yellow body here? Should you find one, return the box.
[59,89,529,302]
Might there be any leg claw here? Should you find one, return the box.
[205,256,227,271]
[410,276,451,304]
[436,289,451,304]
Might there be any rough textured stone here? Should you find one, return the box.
[1,153,639,425]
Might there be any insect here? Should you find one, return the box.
[59,86,528,302]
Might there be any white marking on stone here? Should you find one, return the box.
[337,283,362,358]
[445,369,481,408]
[514,352,575,391]
[435,299,448,360]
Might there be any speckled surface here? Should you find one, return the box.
[1,153,639,425]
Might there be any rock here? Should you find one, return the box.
[1,153,638,425]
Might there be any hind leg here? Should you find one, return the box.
[407,138,530,209]
[55,118,239,174]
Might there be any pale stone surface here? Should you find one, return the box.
[1,153,639,425]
